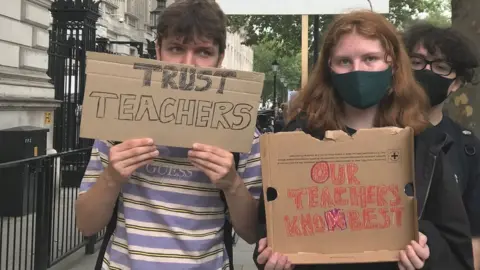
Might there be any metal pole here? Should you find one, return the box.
[34,160,49,270]
[273,72,277,110]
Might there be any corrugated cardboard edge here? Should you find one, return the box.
[413,200,419,242]
[408,128,420,243]
[401,127,419,243]
[285,251,398,264]
[324,126,408,142]
[260,134,276,251]
[86,51,265,82]
[260,127,419,263]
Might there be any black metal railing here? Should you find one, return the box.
[0,148,105,270]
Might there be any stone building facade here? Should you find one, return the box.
[0,0,58,152]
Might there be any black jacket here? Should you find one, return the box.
[253,116,474,270]
[432,116,480,236]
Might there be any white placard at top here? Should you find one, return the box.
[216,0,389,15]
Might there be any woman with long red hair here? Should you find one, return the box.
[254,10,473,270]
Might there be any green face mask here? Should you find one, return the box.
[331,67,392,109]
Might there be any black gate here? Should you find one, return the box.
[48,0,158,153]
[47,0,159,186]
[48,0,100,152]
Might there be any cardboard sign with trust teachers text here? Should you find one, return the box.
[80,52,264,153]
[260,127,418,264]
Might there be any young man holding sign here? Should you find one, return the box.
[75,1,262,269]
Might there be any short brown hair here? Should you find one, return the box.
[289,10,429,134]
[156,0,227,54]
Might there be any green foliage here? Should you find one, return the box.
[252,39,301,103]
[239,0,451,104]
[425,0,451,27]
[227,0,447,56]
[425,12,451,27]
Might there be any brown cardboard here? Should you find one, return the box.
[79,52,264,153]
[260,127,418,264]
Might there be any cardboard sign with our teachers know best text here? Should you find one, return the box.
[80,52,264,153]
[260,127,418,264]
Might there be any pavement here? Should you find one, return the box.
[48,237,258,270]
[1,187,85,270]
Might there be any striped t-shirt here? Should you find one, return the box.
[79,130,262,270]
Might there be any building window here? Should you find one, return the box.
[104,5,116,15]
[129,18,137,27]
[125,15,138,28]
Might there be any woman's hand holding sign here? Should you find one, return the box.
[398,233,430,270]
[257,238,295,270]
[187,143,240,193]
[256,233,428,270]
[106,138,159,185]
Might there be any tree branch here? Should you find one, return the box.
[367,0,373,11]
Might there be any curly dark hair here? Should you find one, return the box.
[156,0,227,54]
[403,21,479,83]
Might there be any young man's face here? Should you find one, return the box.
[156,36,224,68]
[411,43,462,93]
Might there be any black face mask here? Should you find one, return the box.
[414,70,455,106]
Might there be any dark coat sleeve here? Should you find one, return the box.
[444,117,480,236]
[419,150,474,270]
[463,135,480,237]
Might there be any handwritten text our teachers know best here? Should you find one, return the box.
[284,161,404,237]
[89,62,254,131]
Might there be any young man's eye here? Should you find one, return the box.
[169,47,183,53]
[198,50,213,57]
[436,63,451,71]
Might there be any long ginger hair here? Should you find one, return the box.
[288,10,430,134]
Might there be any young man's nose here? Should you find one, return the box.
[181,51,195,65]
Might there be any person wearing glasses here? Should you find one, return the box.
[403,22,480,269]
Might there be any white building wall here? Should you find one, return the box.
[223,32,253,71]
[97,0,155,56]
[0,0,59,153]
